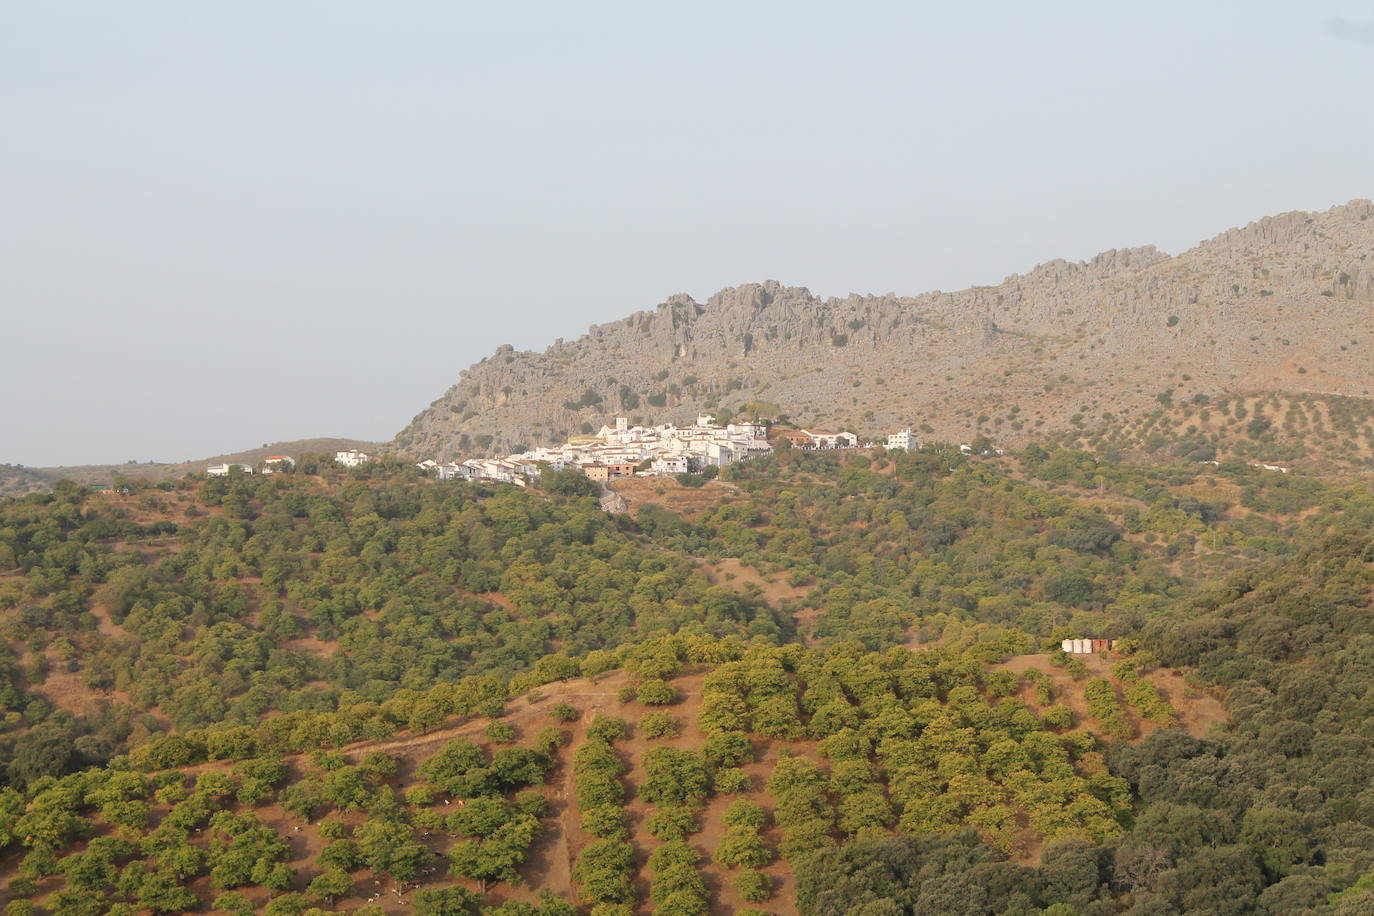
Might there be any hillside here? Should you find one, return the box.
[396,199,1374,462]
[0,644,1229,916]
[1062,392,1374,475]
[5,448,1374,911]
[0,438,383,498]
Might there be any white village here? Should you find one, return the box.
[201,421,961,485]
[414,416,888,487]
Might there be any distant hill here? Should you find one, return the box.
[396,199,1374,462]
[0,437,382,496]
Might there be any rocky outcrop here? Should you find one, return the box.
[395,200,1374,459]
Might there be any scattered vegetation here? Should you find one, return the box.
[2,440,1374,911]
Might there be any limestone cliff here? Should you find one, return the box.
[395,200,1374,459]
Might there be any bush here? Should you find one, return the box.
[550,703,578,722]
[582,805,630,840]
[702,731,754,769]
[714,767,752,794]
[636,680,680,706]
[319,818,350,839]
[413,886,481,915]
[587,716,628,743]
[211,893,254,916]
[514,788,550,818]
[5,878,37,899]
[641,747,711,807]
[723,800,767,829]
[734,868,772,902]
[533,725,565,756]
[1083,678,1133,739]
[646,806,698,840]
[714,826,771,868]
[573,839,636,904]
[485,721,517,744]
[640,712,680,739]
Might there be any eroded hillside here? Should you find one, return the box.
[397,200,1374,460]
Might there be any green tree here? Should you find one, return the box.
[307,867,353,905]
[354,819,429,884]
[412,886,481,915]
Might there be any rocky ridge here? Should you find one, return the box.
[396,200,1374,459]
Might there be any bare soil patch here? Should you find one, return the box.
[995,653,1229,742]
[608,478,742,520]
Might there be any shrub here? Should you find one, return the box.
[714,767,752,794]
[723,800,767,830]
[636,679,680,705]
[734,868,772,902]
[573,839,636,904]
[514,789,549,819]
[702,730,754,769]
[5,878,38,899]
[587,716,628,743]
[319,818,350,839]
[646,806,698,840]
[485,721,517,744]
[714,826,771,868]
[582,805,630,840]
[1083,678,1133,739]
[640,712,680,739]
[648,840,699,871]
[641,748,711,807]
[533,725,565,757]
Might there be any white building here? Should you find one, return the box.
[420,414,778,502]
[335,450,372,468]
[727,421,768,440]
[206,463,253,477]
[803,430,859,449]
[886,429,918,451]
[262,456,295,473]
[512,459,544,480]
[472,459,514,483]
[436,462,475,481]
[650,455,691,475]
[1061,638,1116,654]
[705,440,743,467]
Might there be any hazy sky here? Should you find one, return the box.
[3,1,1372,466]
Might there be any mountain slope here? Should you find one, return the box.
[397,199,1374,460]
[0,437,382,496]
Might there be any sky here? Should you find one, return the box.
[2,1,1372,466]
